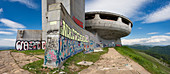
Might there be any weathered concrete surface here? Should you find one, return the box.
[0,51,43,74]
[16,30,42,41]
[79,48,150,74]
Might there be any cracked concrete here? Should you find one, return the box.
[0,51,43,74]
[79,48,150,74]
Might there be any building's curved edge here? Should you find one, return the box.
[85,11,133,26]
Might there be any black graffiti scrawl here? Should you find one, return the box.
[15,40,46,51]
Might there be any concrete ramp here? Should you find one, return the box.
[79,48,150,74]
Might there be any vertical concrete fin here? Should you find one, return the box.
[94,14,101,19]
[129,23,132,27]
[117,17,122,22]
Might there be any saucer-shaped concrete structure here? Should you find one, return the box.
[85,11,133,46]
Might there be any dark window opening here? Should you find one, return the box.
[85,26,92,29]
[85,14,95,20]
[100,14,118,21]
[122,18,130,25]
[122,18,133,27]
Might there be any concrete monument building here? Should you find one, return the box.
[85,11,133,47]
[15,0,133,68]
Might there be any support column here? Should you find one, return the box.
[44,3,61,68]
[117,17,122,22]
[94,14,101,19]
[129,23,132,28]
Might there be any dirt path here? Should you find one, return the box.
[0,51,43,74]
[79,48,150,74]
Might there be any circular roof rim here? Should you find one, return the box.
[85,11,133,25]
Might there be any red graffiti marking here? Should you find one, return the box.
[116,44,122,47]
[73,16,83,28]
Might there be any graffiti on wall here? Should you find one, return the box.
[44,31,60,66]
[60,20,88,42]
[73,16,84,28]
[44,20,98,67]
[15,40,46,51]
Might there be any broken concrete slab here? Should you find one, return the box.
[77,61,93,66]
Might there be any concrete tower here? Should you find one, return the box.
[42,0,85,68]
[42,0,85,41]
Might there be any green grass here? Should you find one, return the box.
[63,47,109,74]
[22,47,109,74]
[115,46,170,74]
[11,49,45,55]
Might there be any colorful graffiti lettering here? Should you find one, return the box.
[15,40,46,51]
[44,20,97,68]
[60,20,88,42]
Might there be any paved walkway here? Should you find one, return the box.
[79,48,150,74]
[0,51,43,74]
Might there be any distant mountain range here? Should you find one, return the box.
[0,46,15,50]
[126,44,170,66]
[126,44,170,55]
[126,44,153,50]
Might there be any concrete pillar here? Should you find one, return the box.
[117,17,122,22]
[94,14,101,19]
[44,3,61,68]
[42,0,48,41]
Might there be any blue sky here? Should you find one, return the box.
[0,0,170,46]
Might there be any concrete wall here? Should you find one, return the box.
[16,30,42,41]
[15,30,46,50]
[44,3,101,68]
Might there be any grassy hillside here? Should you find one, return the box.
[128,45,170,66]
[115,46,170,74]
[147,45,170,55]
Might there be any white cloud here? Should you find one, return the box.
[143,3,170,23]
[0,8,3,14]
[0,31,13,35]
[138,27,142,29]
[122,35,170,45]
[0,39,16,46]
[0,28,18,32]
[9,0,38,9]
[3,39,16,41]
[0,18,25,29]
[85,0,152,17]
[147,32,159,35]
[7,28,18,32]
[165,32,170,35]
